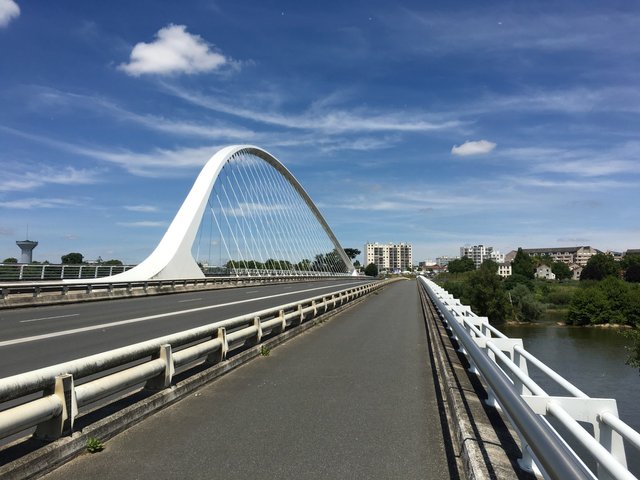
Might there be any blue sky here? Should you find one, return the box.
[1,0,639,265]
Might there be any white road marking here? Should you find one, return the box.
[244,290,260,293]
[20,314,80,324]
[1,281,365,347]
[178,298,202,303]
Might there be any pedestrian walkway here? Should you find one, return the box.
[43,280,454,479]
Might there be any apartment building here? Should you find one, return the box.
[460,245,504,269]
[364,242,413,271]
[504,246,599,267]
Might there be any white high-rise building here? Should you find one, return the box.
[460,244,504,269]
[365,242,413,271]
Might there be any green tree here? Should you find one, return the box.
[467,260,511,323]
[551,261,572,281]
[511,248,535,279]
[61,252,84,264]
[102,259,123,266]
[509,284,544,322]
[364,263,378,277]
[448,256,475,273]
[622,255,640,283]
[503,273,534,291]
[2,257,18,263]
[343,248,361,260]
[580,253,620,281]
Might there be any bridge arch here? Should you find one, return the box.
[105,145,355,281]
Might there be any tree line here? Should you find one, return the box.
[439,249,640,368]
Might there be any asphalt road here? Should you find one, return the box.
[0,279,371,378]
[42,280,453,480]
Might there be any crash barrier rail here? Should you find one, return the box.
[0,263,133,281]
[0,279,383,444]
[0,274,358,303]
[419,277,639,480]
[0,263,356,282]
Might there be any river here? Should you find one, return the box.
[501,322,640,476]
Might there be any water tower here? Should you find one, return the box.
[16,239,38,263]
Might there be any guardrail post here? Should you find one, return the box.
[145,344,174,390]
[206,327,228,364]
[34,374,77,441]
[311,300,317,317]
[275,310,286,334]
[247,317,262,347]
[292,304,304,326]
[33,286,40,298]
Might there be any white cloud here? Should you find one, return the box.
[119,24,228,76]
[0,198,77,209]
[117,221,167,227]
[0,0,19,28]
[0,165,102,192]
[163,84,464,134]
[451,140,496,156]
[124,205,159,212]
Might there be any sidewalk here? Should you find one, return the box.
[42,280,453,480]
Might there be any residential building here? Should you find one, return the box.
[570,264,583,281]
[535,265,556,280]
[364,242,413,271]
[497,262,512,278]
[504,246,599,267]
[460,245,504,269]
[435,256,453,267]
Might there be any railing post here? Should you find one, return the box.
[275,309,286,334]
[247,317,262,347]
[145,344,174,390]
[206,327,228,364]
[34,374,77,441]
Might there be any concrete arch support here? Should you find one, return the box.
[104,145,355,281]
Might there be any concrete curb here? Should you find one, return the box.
[0,279,398,480]
[418,284,535,480]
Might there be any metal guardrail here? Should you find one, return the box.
[419,277,639,480]
[0,263,134,281]
[0,280,383,444]
[0,274,357,304]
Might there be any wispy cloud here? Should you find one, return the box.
[0,164,102,192]
[119,24,232,76]
[0,198,78,209]
[116,221,167,227]
[0,0,19,28]
[162,83,463,134]
[124,205,159,212]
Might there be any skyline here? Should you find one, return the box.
[1,1,639,265]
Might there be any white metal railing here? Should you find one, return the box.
[0,280,386,445]
[0,263,134,281]
[419,276,639,480]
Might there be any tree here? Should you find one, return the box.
[102,259,123,266]
[343,248,361,260]
[551,261,572,281]
[580,253,620,281]
[466,260,511,323]
[622,255,640,283]
[364,263,378,277]
[2,257,17,263]
[61,252,84,264]
[511,248,535,279]
[448,256,475,273]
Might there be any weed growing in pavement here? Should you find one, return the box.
[259,345,271,356]
[86,437,104,453]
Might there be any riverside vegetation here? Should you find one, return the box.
[437,250,640,368]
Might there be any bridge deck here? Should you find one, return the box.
[42,280,455,479]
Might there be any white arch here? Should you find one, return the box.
[102,145,355,281]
